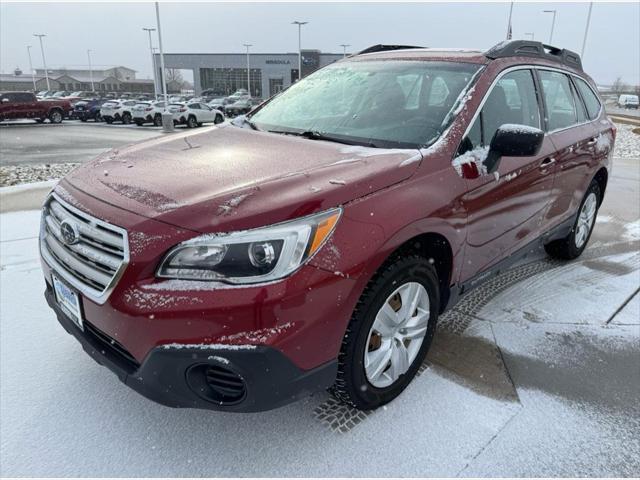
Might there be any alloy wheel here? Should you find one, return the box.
[575,192,597,248]
[364,282,430,388]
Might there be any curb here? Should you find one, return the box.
[0,180,56,213]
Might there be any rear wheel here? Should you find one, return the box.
[121,112,132,124]
[545,181,601,260]
[187,115,198,128]
[153,114,162,127]
[330,255,439,410]
[95,113,102,122]
[48,110,63,124]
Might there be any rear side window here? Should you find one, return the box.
[459,69,541,153]
[573,77,601,120]
[539,71,577,131]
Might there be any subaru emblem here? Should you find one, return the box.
[60,220,79,245]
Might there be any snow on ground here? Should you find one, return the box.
[1,171,639,476]
[613,124,640,159]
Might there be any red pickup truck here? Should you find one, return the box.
[0,91,72,123]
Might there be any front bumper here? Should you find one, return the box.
[45,286,337,412]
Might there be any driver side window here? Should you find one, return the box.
[458,69,541,155]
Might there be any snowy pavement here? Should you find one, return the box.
[1,161,639,476]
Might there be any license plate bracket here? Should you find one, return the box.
[52,273,84,330]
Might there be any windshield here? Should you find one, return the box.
[250,60,481,148]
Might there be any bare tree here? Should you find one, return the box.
[611,76,628,94]
[165,68,184,85]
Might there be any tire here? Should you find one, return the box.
[153,114,162,127]
[214,114,224,125]
[122,112,132,125]
[545,180,601,260]
[187,115,198,128]
[134,119,144,126]
[330,255,439,410]
[95,113,102,122]
[48,110,63,124]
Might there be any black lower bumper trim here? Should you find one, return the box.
[45,288,337,412]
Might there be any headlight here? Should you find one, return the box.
[157,208,342,284]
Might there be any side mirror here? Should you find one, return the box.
[485,124,544,173]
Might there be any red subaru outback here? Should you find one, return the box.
[40,41,614,412]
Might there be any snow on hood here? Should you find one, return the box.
[62,125,423,232]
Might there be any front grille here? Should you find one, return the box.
[40,193,129,304]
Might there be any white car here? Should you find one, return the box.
[100,100,138,124]
[618,94,639,109]
[132,101,166,126]
[168,102,225,128]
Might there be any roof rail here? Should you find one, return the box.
[356,44,425,56]
[484,40,583,71]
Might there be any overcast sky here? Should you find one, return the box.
[1,1,638,85]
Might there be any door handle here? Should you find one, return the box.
[540,157,556,169]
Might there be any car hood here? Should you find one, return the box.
[62,124,422,233]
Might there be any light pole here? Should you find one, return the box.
[154,2,172,132]
[87,49,95,92]
[243,43,252,96]
[525,32,535,40]
[142,27,158,98]
[543,10,557,44]
[581,2,593,58]
[26,45,36,91]
[292,21,307,81]
[340,44,350,58]
[33,34,50,90]
[506,1,514,40]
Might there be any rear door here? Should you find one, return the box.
[458,68,557,280]
[537,69,599,226]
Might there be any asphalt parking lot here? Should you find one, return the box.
[0,124,638,476]
[0,120,165,167]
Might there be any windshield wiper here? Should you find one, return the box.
[268,129,378,147]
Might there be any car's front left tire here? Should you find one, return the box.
[330,255,439,410]
[545,180,601,260]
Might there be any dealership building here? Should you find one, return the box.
[154,50,344,98]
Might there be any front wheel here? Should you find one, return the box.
[121,112,132,124]
[545,181,601,260]
[153,114,162,126]
[330,255,439,410]
[187,115,198,128]
[48,110,63,124]
[214,114,224,124]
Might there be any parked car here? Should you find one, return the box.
[100,100,137,124]
[0,91,72,123]
[617,94,639,109]
[132,101,166,126]
[73,99,106,122]
[39,41,614,413]
[224,98,259,117]
[168,102,224,127]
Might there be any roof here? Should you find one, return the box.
[349,48,489,64]
[0,74,46,83]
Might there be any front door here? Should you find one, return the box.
[457,68,557,281]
